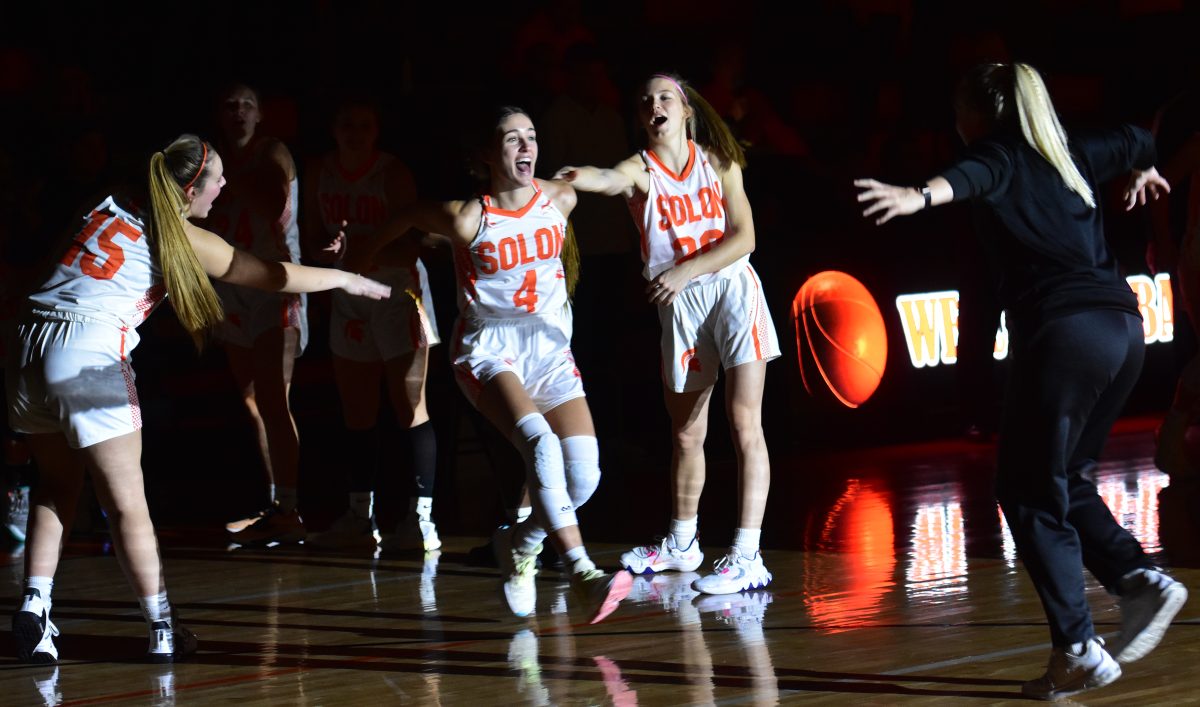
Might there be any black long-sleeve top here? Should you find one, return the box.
[938,125,1156,335]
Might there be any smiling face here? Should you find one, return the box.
[487,112,537,189]
[639,77,692,142]
[218,85,261,144]
[185,152,226,218]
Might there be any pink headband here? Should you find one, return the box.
[652,74,689,105]
[182,142,208,191]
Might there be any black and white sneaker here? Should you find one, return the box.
[147,616,198,664]
[13,588,59,663]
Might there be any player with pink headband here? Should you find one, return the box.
[7,134,390,664]
[556,73,780,595]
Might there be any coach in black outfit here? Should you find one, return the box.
[855,62,1188,701]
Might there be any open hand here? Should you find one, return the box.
[343,273,390,300]
[1124,167,1170,210]
[854,178,923,225]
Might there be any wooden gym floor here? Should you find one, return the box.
[0,417,1197,705]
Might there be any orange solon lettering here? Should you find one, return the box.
[516,234,536,265]
[477,241,499,274]
[656,195,672,231]
[535,228,554,259]
[698,187,723,218]
[669,196,688,226]
[498,237,519,270]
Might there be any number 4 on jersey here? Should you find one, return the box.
[513,269,538,313]
[60,211,142,280]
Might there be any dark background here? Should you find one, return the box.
[3,1,1199,539]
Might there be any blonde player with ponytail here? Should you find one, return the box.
[6,134,389,665]
[556,73,781,596]
[857,63,1184,700]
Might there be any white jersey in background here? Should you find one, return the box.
[454,181,569,321]
[207,140,308,351]
[629,140,749,285]
[317,151,439,360]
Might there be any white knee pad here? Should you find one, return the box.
[511,413,576,530]
[562,435,600,509]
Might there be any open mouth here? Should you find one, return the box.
[652,115,668,127]
[515,158,532,176]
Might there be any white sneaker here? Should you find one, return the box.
[1110,568,1189,664]
[571,568,633,625]
[13,588,58,663]
[1022,636,1121,700]
[694,590,773,628]
[692,548,772,595]
[621,535,704,574]
[494,525,540,617]
[381,513,442,552]
[307,510,380,550]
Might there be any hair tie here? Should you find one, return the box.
[652,74,689,105]
[182,142,208,192]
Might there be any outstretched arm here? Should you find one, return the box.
[185,221,390,299]
[854,176,954,225]
[554,155,646,198]
[344,198,478,272]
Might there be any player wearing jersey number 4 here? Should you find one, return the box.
[354,106,631,624]
[557,74,779,595]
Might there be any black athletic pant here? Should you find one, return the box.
[996,309,1152,646]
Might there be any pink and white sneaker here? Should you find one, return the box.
[692,548,772,595]
[621,535,704,574]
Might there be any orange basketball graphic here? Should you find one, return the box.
[793,271,888,408]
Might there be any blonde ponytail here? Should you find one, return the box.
[148,137,224,349]
[1012,63,1096,208]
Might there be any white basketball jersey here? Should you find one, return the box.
[629,140,747,284]
[316,152,404,280]
[206,141,301,264]
[27,196,165,329]
[454,182,568,320]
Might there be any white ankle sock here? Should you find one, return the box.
[23,576,53,608]
[414,496,433,523]
[565,546,595,574]
[669,516,698,549]
[733,528,761,557]
[139,591,171,624]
